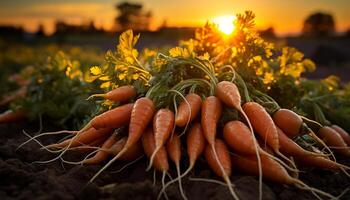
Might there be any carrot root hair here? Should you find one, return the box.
[274,150,300,172]
[86,93,106,100]
[111,155,144,174]
[161,171,169,200]
[146,146,160,171]
[261,151,299,173]
[32,128,92,165]
[170,89,192,137]
[89,151,121,183]
[189,177,227,187]
[211,145,240,200]
[308,129,337,162]
[21,130,65,154]
[175,163,186,200]
[61,148,101,165]
[292,178,336,199]
[239,109,263,200]
[157,161,197,200]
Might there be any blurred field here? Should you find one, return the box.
[1,31,349,83]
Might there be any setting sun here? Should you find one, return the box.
[213,15,236,35]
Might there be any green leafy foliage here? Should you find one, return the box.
[11,51,98,129]
[88,30,150,96]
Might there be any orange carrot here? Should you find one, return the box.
[223,120,297,172]
[166,133,181,167]
[205,139,240,200]
[272,109,333,160]
[216,81,263,200]
[223,120,261,155]
[175,93,202,127]
[142,128,170,198]
[158,124,206,200]
[75,136,109,153]
[273,109,303,138]
[87,99,151,182]
[166,133,185,199]
[127,97,155,149]
[201,96,239,199]
[87,85,136,102]
[201,96,222,146]
[205,139,231,177]
[186,123,206,170]
[215,81,255,132]
[81,103,134,132]
[83,134,119,165]
[88,135,144,183]
[232,154,335,199]
[46,127,112,149]
[142,128,169,172]
[295,154,350,170]
[147,108,174,170]
[232,153,290,184]
[111,97,154,162]
[257,140,274,155]
[243,102,280,151]
[0,109,26,123]
[331,125,350,146]
[318,126,350,157]
[215,81,241,109]
[108,137,143,161]
[242,102,293,163]
[276,127,325,157]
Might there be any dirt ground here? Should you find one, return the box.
[0,121,349,200]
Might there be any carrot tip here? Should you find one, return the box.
[146,147,159,171]
[86,94,105,100]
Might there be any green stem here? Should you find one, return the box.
[234,73,251,102]
[312,103,330,126]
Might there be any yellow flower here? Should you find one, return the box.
[125,56,134,64]
[132,74,140,80]
[143,48,157,57]
[102,100,115,107]
[253,55,262,61]
[198,52,210,60]
[263,72,274,84]
[169,47,192,58]
[100,81,110,89]
[99,76,110,81]
[90,66,101,76]
[302,59,316,72]
[132,49,139,58]
[65,66,71,77]
[118,73,127,80]
[169,47,182,57]
[292,51,304,61]
[115,64,127,71]
[231,47,237,57]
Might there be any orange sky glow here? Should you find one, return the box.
[0,0,349,36]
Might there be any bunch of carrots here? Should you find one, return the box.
[5,12,349,200]
[16,53,350,200]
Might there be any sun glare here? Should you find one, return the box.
[213,15,236,35]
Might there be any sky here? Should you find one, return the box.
[0,0,349,36]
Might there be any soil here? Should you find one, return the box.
[0,121,349,200]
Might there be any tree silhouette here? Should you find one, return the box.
[36,24,45,37]
[115,2,152,31]
[302,12,335,37]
